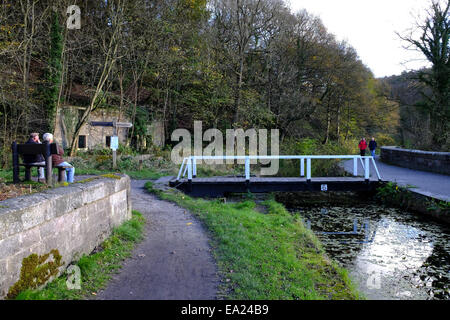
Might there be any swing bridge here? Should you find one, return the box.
[169,155,384,197]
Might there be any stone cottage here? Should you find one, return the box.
[53,106,165,151]
[54,106,131,150]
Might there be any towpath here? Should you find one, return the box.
[95,179,219,300]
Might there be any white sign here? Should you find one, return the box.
[321,184,328,192]
[110,136,119,151]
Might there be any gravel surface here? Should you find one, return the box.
[96,179,219,300]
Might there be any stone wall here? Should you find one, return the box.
[381,146,450,175]
[0,175,131,299]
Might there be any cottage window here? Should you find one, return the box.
[78,135,87,149]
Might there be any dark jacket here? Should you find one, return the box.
[22,138,44,163]
[369,140,377,151]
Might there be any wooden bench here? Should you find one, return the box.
[11,141,70,185]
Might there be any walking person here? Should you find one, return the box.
[22,132,45,182]
[358,138,368,157]
[369,137,377,158]
[42,133,75,183]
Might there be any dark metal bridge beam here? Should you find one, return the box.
[170,179,383,198]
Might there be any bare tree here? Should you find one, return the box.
[68,0,126,156]
[212,0,284,126]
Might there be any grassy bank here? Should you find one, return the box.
[0,147,177,183]
[12,210,145,300]
[0,166,168,183]
[376,182,450,223]
[146,182,362,300]
[75,167,167,180]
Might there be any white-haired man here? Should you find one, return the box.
[42,133,75,183]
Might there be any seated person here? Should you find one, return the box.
[42,133,75,183]
[22,132,45,182]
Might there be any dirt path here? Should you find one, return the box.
[96,179,219,300]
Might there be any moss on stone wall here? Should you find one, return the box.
[75,174,122,184]
[6,249,64,299]
[100,173,121,180]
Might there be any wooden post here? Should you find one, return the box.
[193,157,197,178]
[187,158,192,182]
[112,149,117,169]
[306,158,312,182]
[58,168,66,182]
[187,157,193,192]
[24,166,31,181]
[11,142,19,183]
[44,141,52,186]
[245,157,250,182]
[300,158,305,177]
[364,157,370,182]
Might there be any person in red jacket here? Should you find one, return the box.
[358,138,368,156]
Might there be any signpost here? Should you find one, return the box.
[90,121,133,169]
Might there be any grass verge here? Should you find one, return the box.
[75,168,167,180]
[145,182,362,300]
[0,167,167,183]
[14,210,145,300]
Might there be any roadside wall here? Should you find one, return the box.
[381,146,450,175]
[0,175,131,299]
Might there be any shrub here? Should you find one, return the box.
[278,138,353,177]
[376,133,396,148]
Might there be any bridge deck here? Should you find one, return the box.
[170,176,382,197]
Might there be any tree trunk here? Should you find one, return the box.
[53,25,68,134]
[323,103,331,144]
[336,104,341,141]
[69,0,123,156]
[233,57,244,126]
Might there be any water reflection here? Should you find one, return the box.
[294,206,450,300]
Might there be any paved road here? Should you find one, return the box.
[95,179,219,300]
[342,156,450,202]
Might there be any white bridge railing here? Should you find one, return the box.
[176,155,382,182]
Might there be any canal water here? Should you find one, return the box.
[285,204,450,300]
